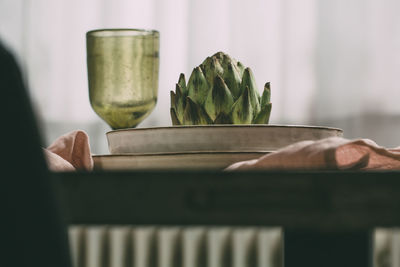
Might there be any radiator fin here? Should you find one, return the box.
[69,226,282,267]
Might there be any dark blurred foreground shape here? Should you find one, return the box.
[0,41,71,267]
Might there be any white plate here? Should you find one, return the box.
[107,125,343,154]
[93,151,267,170]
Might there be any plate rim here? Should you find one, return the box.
[106,124,343,135]
[93,151,272,158]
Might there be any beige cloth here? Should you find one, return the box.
[226,137,400,171]
[44,130,93,171]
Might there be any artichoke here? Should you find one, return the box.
[170,52,272,125]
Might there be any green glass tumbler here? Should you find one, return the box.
[87,29,159,129]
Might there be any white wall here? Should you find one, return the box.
[1,0,400,152]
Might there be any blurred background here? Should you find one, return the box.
[0,0,399,154]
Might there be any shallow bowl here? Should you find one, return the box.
[107,125,343,154]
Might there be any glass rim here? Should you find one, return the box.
[86,28,159,38]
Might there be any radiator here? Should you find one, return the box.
[69,226,400,267]
[68,226,282,267]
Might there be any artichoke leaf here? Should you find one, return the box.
[174,84,186,123]
[253,103,272,124]
[178,73,187,96]
[183,97,212,125]
[175,82,184,98]
[223,62,242,99]
[261,82,271,106]
[241,68,261,115]
[170,91,176,109]
[230,86,254,124]
[187,67,209,105]
[170,108,181,125]
[204,75,234,121]
[214,112,232,124]
[236,61,245,77]
[200,56,224,87]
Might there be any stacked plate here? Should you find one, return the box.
[93,125,343,170]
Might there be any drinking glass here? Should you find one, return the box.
[87,29,159,129]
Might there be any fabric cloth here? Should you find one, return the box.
[45,130,93,171]
[226,137,400,171]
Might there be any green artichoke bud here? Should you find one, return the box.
[171,52,272,125]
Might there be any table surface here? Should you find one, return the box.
[54,170,400,230]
